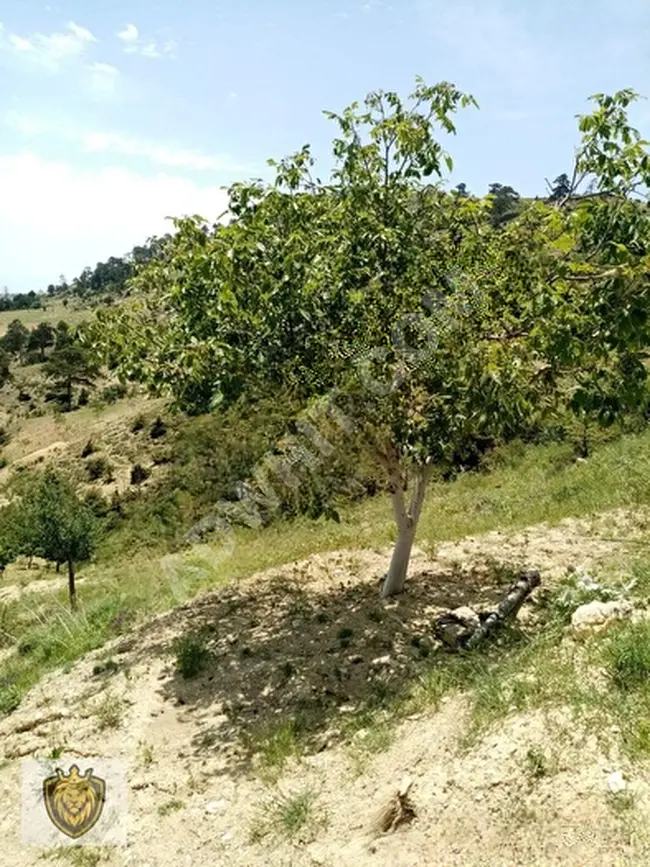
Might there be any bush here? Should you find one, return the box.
[102,383,128,404]
[172,631,210,679]
[78,388,89,407]
[150,416,167,439]
[86,456,113,482]
[81,439,95,458]
[130,463,149,485]
[131,414,145,433]
[0,428,9,447]
[83,490,111,518]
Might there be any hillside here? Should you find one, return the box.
[2,79,650,867]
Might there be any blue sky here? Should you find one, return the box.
[1,0,649,291]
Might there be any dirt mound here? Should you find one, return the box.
[0,509,648,865]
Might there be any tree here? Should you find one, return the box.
[487,183,522,228]
[547,172,572,202]
[0,349,10,387]
[1,319,29,357]
[454,182,470,197]
[11,471,98,608]
[89,82,650,598]
[28,322,55,361]
[43,342,98,408]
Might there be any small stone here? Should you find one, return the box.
[572,600,633,634]
[348,654,364,664]
[205,799,229,814]
[452,606,480,629]
[607,771,627,794]
[371,655,392,668]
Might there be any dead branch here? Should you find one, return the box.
[433,569,541,651]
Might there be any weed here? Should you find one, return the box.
[92,658,119,677]
[95,692,125,730]
[249,788,324,843]
[523,746,557,781]
[157,798,185,817]
[172,630,210,679]
[608,789,636,815]
[138,741,155,767]
[604,621,650,691]
[248,717,306,779]
[338,626,354,648]
[0,684,21,715]
[41,846,108,865]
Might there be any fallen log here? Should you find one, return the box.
[433,569,541,651]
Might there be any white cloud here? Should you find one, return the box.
[0,153,230,290]
[2,111,252,174]
[117,24,138,43]
[80,129,242,171]
[86,62,119,100]
[116,23,176,59]
[67,22,96,43]
[0,20,97,73]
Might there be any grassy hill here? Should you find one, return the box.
[0,298,89,337]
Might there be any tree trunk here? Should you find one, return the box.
[67,559,76,610]
[56,561,61,573]
[381,461,433,598]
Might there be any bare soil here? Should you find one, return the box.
[1,508,649,866]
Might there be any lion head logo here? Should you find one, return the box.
[43,765,106,839]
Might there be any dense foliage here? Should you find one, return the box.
[85,80,650,595]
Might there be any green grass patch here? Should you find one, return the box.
[172,629,210,679]
[249,788,326,844]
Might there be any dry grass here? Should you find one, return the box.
[0,300,88,336]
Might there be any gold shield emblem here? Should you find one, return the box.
[43,765,106,839]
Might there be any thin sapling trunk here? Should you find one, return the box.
[382,460,432,598]
[67,558,77,610]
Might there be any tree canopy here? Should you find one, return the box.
[87,80,650,596]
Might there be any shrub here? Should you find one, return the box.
[131,414,145,433]
[78,388,89,406]
[102,383,128,404]
[86,456,112,482]
[130,463,149,485]
[0,428,9,447]
[150,416,167,439]
[81,439,95,458]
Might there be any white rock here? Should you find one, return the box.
[205,799,229,814]
[571,600,633,633]
[452,606,480,629]
[607,771,627,794]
